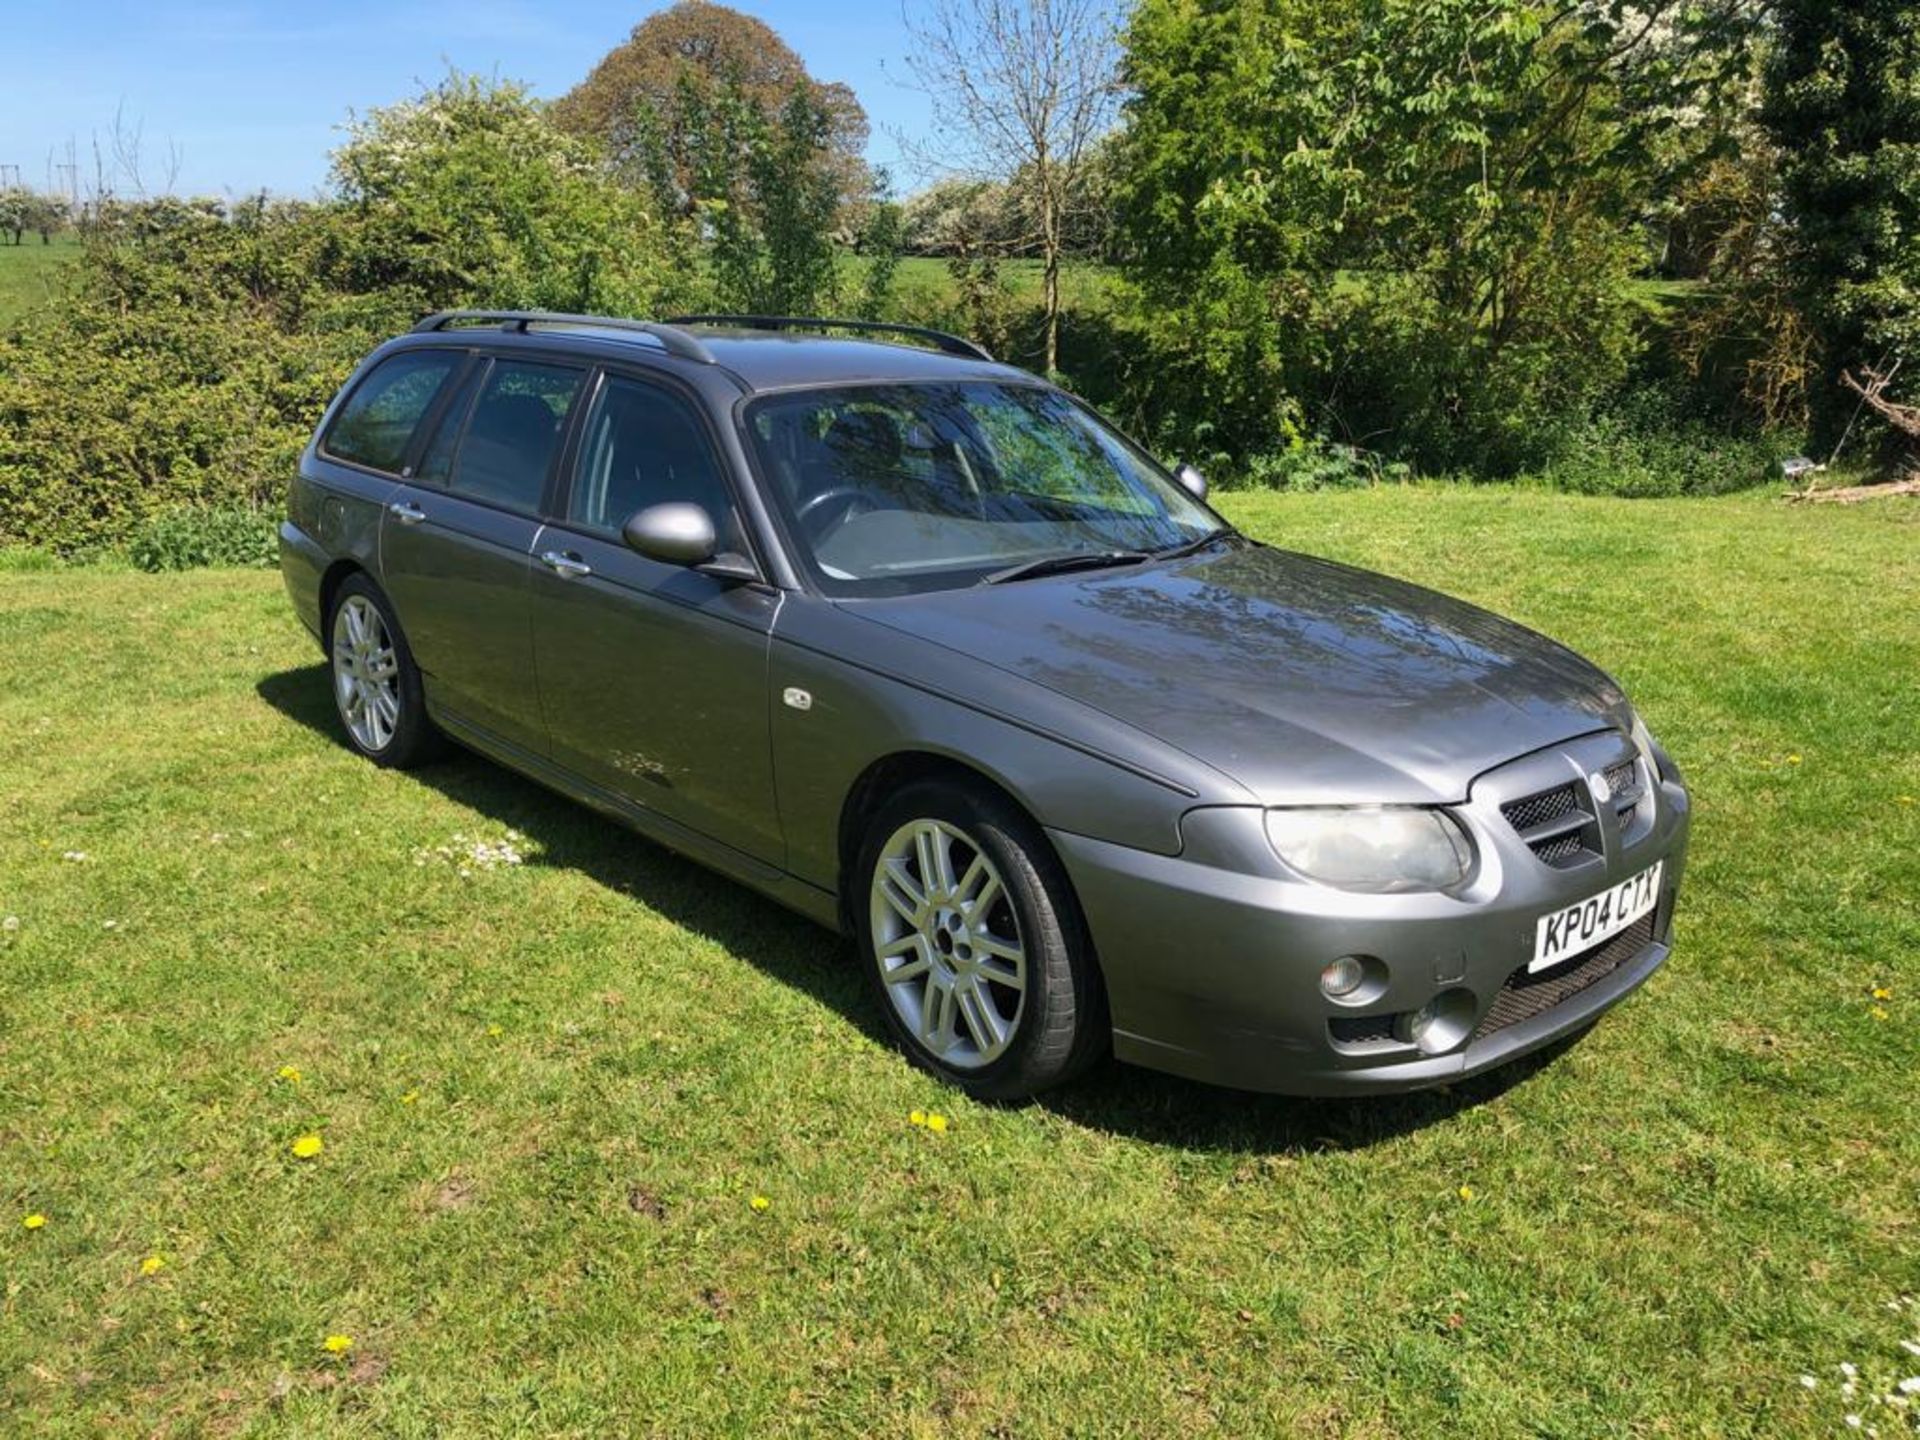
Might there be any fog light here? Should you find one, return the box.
[1320,956,1366,999]
[1403,988,1476,1055]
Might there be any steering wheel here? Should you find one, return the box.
[795,485,872,540]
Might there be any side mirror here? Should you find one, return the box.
[623,502,717,566]
[621,502,759,583]
[1173,462,1208,501]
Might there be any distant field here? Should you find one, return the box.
[1,488,1915,1435]
[0,235,79,326]
[844,251,1124,313]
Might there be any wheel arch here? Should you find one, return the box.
[318,558,371,634]
[835,750,1097,960]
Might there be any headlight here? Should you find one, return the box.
[1631,714,1679,786]
[1631,715,1657,765]
[1264,807,1475,893]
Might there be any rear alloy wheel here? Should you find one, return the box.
[327,575,440,769]
[857,780,1106,1099]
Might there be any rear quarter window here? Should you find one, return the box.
[322,350,461,474]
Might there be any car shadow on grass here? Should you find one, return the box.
[255,663,881,1044]
[258,662,1577,1156]
[1036,1031,1587,1154]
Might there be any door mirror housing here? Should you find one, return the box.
[1173,462,1208,502]
[623,502,718,566]
[621,502,758,583]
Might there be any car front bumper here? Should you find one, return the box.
[1050,730,1691,1096]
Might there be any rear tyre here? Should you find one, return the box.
[855,779,1107,1100]
[327,574,441,769]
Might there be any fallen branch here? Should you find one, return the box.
[1784,477,1920,504]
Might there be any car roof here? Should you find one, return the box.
[389,317,1030,394]
[684,328,1028,391]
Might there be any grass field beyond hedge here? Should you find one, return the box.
[0,236,79,327]
[2,488,1917,1436]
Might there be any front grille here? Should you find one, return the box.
[1501,783,1582,834]
[1501,781,1602,868]
[1532,831,1590,866]
[1472,913,1657,1041]
[1603,758,1646,834]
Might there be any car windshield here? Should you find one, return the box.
[743,381,1225,595]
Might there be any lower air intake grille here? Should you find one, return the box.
[1473,913,1657,1041]
[1329,1013,1402,1048]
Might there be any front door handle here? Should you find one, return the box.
[540,550,592,579]
[388,500,427,525]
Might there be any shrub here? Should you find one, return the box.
[0,75,677,558]
[127,507,278,572]
[1535,389,1778,498]
[1240,439,1410,491]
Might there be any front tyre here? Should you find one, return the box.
[856,779,1107,1100]
[327,575,440,769]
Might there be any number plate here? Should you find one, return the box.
[1530,861,1663,973]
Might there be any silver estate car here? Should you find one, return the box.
[281,311,1691,1099]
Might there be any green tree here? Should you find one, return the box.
[330,73,674,316]
[684,74,843,315]
[1116,0,1756,471]
[554,1,869,228]
[1762,0,1920,448]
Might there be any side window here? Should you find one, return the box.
[322,351,459,474]
[413,365,481,489]
[568,375,739,544]
[449,360,583,513]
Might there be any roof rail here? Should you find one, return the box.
[665,314,995,363]
[411,310,716,365]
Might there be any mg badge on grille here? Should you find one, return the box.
[1588,770,1613,805]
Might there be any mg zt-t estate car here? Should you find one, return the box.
[281,311,1691,1099]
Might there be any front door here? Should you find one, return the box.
[530,369,783,865]
[381,356,586,755]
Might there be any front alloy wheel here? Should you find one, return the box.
[856,780,1106,1099]
[870,818,1028,1069]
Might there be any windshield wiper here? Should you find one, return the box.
[1155,526,1235,561]
[979,550,1154,586]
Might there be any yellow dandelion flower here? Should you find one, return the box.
[1871,1006,1889,1021]
[140,1254,166,1276]
[22,1212,46,1230]
[926,1113,948,1133]
[1787,755,1802,765]
[750,1194,771,1211]
[486,1023,503,1038]
[290,1133,324,1159]
[908,1110,927,1127]
[1872,987,1893,1002]
[1458,1185,1474,1201]
[400,1091,419,1105]
[323,1334,354,1354]
[277,1065,302,1084]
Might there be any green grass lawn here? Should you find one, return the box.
[0,236,79,327]
[2,489,1916,1435]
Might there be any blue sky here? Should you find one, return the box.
[0,1,936,199]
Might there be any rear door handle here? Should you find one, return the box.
[388,500,426,525]
[540,550,592,579]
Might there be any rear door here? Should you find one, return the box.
[530,368,783,864]
[380,355,586,755]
